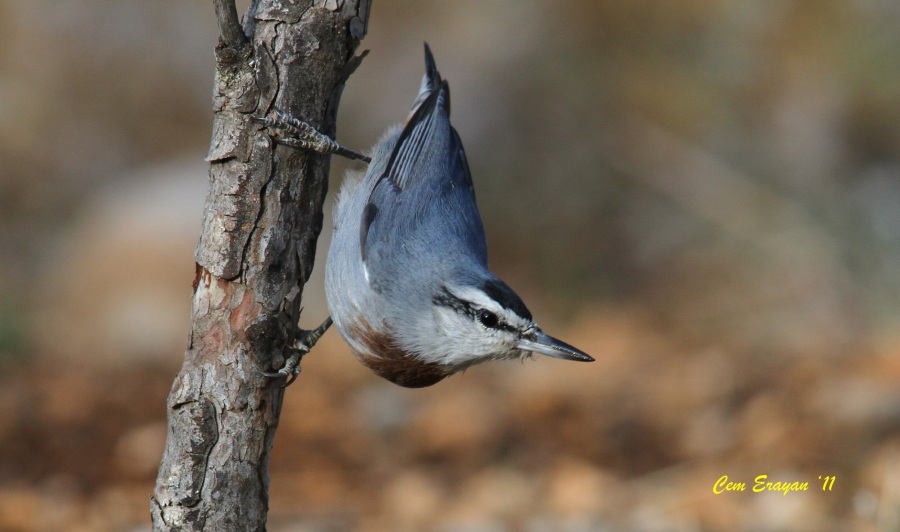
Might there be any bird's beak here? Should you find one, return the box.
[516,330,594,362]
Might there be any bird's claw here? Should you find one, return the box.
[263,317,333,388]
[261,345,307,387]
[254,109,371,163]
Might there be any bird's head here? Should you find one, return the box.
[418,275,594,370]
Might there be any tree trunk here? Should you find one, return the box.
[151,1,370,529]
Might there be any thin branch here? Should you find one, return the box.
[151,1,369,530]
[213,0,247,48]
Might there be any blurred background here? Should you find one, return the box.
[1,0,899,530]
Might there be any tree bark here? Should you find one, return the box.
[151,1,370,530]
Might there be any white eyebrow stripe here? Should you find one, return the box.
[445,285,504,313]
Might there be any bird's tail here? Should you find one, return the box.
[409,42,448,118]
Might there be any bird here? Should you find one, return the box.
[318,43,594,387]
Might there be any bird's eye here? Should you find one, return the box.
[477,309,499,328]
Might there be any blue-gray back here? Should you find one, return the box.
[360,81,488,291]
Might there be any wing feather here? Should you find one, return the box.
[359,44,486,277]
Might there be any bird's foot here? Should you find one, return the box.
[255,109,371,163]
[263,316,333,387]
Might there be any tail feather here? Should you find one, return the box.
[410,42,447,117]
[379,43,452,190]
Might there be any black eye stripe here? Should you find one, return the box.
[432,287,472,315]
[432,287,519,333]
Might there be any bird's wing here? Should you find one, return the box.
[360,78,487,281]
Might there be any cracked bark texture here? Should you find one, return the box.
[151,1,370,530]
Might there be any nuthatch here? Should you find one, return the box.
[263,44,593,387]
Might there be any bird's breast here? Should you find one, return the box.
[345,318,451,388]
